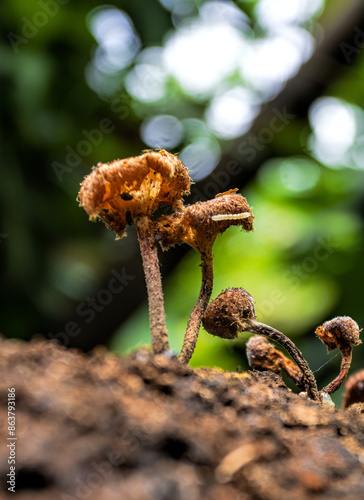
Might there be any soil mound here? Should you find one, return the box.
[0,338,363,500]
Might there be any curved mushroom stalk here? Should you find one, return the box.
[179,250,214,364]
[246,336,305,391]
[244,319,319,401]
[203,288,321,403]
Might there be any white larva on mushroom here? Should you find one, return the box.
[211,212,251,221]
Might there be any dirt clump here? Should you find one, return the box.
[0,337,363,500]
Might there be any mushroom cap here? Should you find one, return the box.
[202,288,256,339]
[78,150,191,236]
[315,316,362,352]
[155,189,254,253]
[342,369,364,408]
[246,336,282,373]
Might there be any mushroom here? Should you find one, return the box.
[202,288,321,402]
[315,316,361,395]
[341,369,364,408]
[246,336,305,392]
[78,149,191,355]
[155,189,253,364]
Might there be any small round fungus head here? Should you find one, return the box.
[315,316,361,352]
[155,189,254,253]
[202,288,256,340]
[78,150,191,237]
[246,336,282,373]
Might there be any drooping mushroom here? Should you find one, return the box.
[202,288,321,402]
[78,150,191,355]
[315,316,361,395]
[155,189,253,364]
[246,336,305,392]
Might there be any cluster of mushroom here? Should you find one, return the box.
[203,288,361,404]
[78,150,253,363]
[78,150,361,405]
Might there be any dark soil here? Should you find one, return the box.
[0,337,363,500]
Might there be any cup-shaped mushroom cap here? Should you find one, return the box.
[202,288,256,339]
[315,316,362,352]
[155,189,254,253]
[78,150,191,236]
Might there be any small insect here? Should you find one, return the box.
[120,192,133,201]
[211,212,251,221]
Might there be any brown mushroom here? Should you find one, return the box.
[155,190,254,364]
[78,149,191,355]
[202,288,321,402]
[246,336,305,391]
[315,316,361,395]
[342,369,364,408]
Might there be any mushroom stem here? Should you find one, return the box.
[179,250,214,364]
[280,356,305,391]
[322,345,352,394]
[244,319,321,403]
[136,216,169,355]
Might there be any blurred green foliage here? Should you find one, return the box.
[2,0,364,405]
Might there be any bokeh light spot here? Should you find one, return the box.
[206,87,259,139]
[179,138,221,181]
[309,97,356,167]
[163,21,246,96]
[240,27,314,97]
[141,115,184,148]
[279,158,320,194]
[256,0,323,30]
[199,1,250,31]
